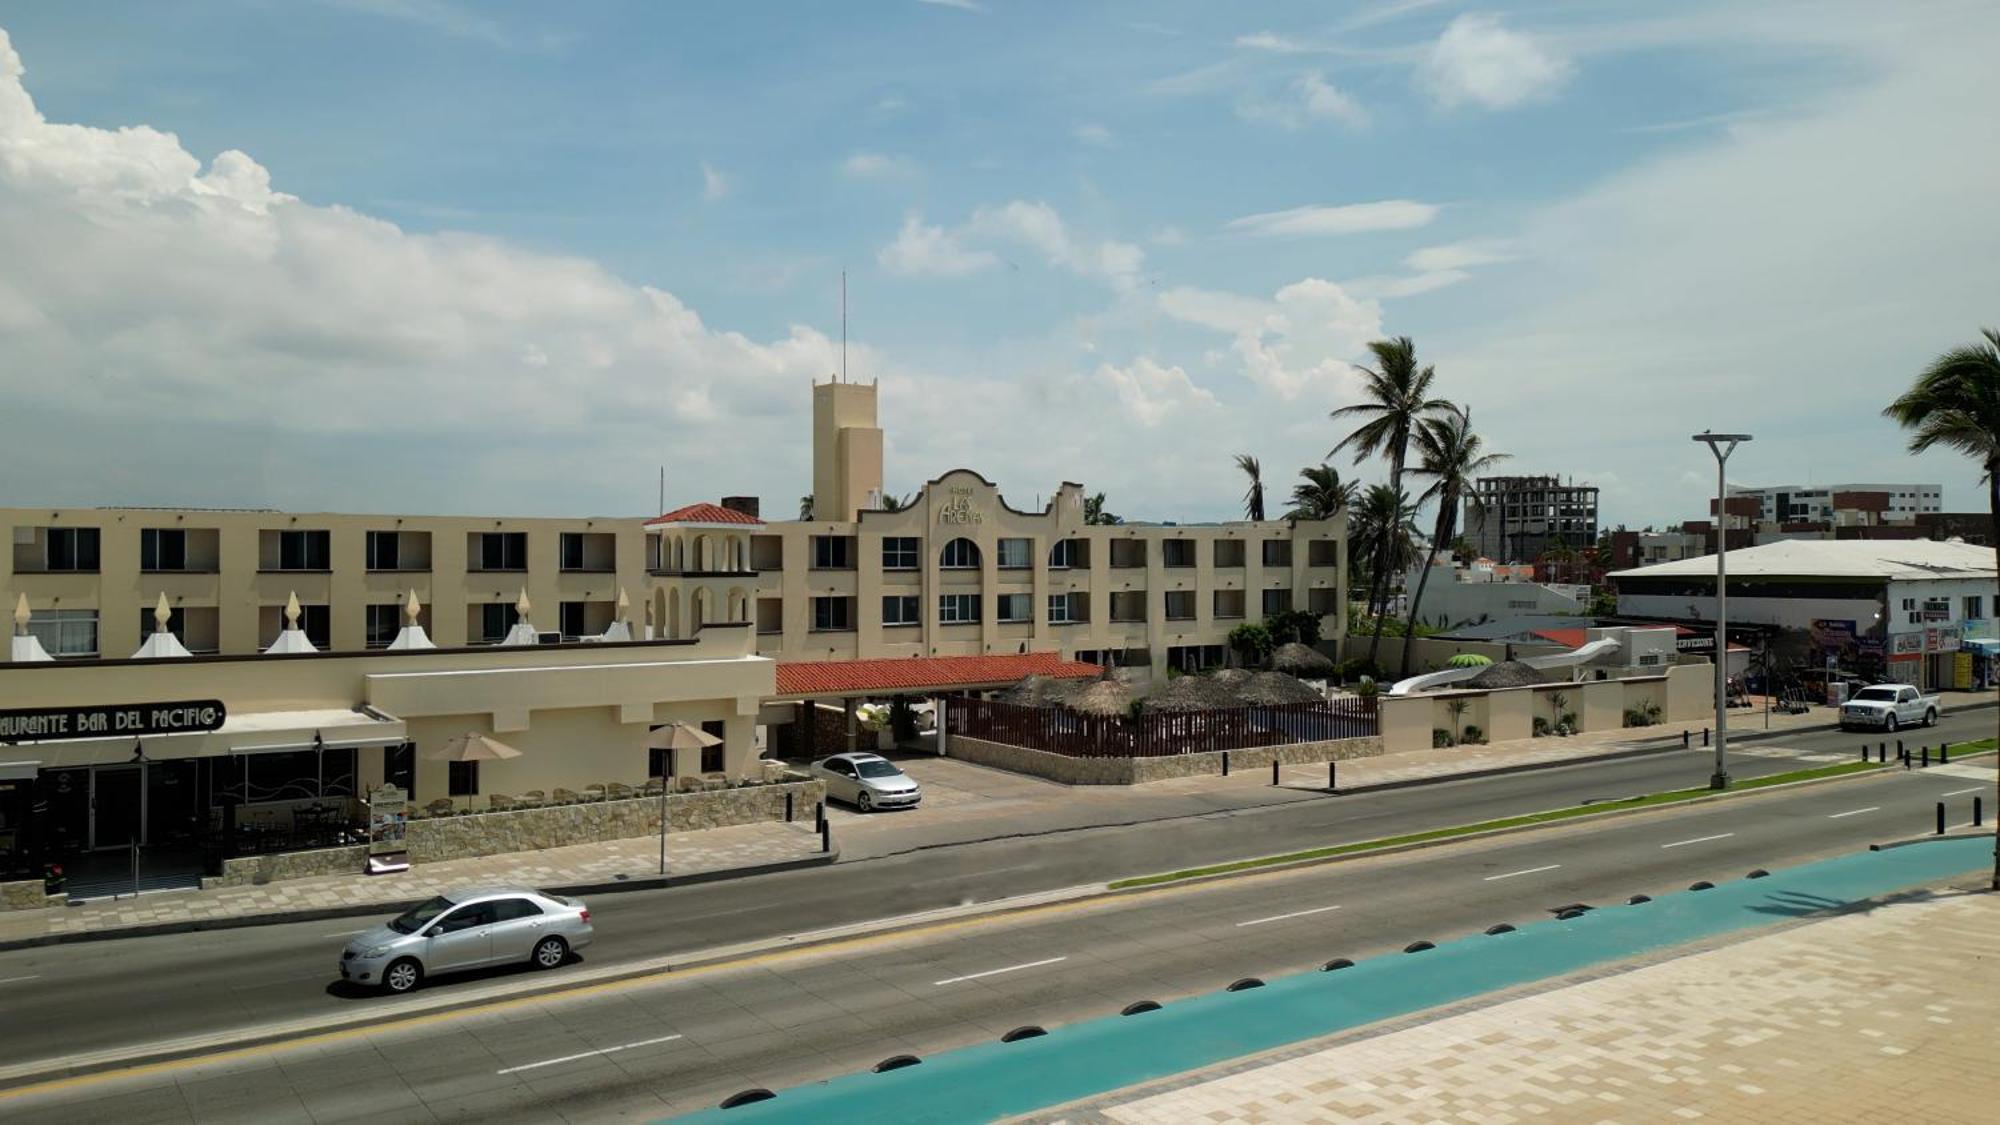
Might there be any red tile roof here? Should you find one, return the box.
[1531,627,1588,650]
[775,651,1101,697]
[644,502,765,527]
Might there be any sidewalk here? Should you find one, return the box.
[1035,871,1998,1124]
[0,820,827,948]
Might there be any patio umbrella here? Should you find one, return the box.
[424,732,524,762]
[647,722,722,874]
[1270,642,1335,678]
[1066,678,1134,719]
[1140,675,1243,714]
[1462,660,1544,690]
[1236,671,1324,707]
[1447,653,1494,669]
[997,674,1077,707]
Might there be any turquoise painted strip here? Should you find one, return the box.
[672,838,1990,1124]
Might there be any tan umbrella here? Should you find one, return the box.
[424,732,524,761]
[1066,678,1134,719]
[1141,675,1242,714]
[647,722,723,875]
[1236,671,1324,706]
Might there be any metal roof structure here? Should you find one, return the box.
[1608,539,1995,582]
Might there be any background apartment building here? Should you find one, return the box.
[1727,482,1942,523]
[5,379,1345,674]
[1462,475,1600,562]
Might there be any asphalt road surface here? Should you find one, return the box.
[0,717,1992,1123]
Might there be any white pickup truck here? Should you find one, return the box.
[1838,684,1940,731]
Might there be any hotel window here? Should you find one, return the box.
[365,531,401,571]
[1109,540,1146,568]
[1261,588,1293,616]
[1049,538,1085,569]
[940,538,981,569]
[559,532,615,572]
[140,528,186,572]
[1109,591,1146,623]
[262,603,330,648]
[471,532,527,572]
[939,593,980,624]
[997,593,1032,622]
[1162,540,1195,568]
[559,601,589,638]
[27,609,98,658]
[1261,540,1292,567]
[882,536,920,571]
[1213,589,1246,619]
[448,760,480,797]
[996,538,1033,570]
[1308,539,1340,567]
[267,529,330,571]
[42,527,100,573]
[1213,539,1246,568]
[812,535,855,570]
[1967,596,1984,621]
[882,594,920,627]
[1164,590,1196,620]
[1048,593,1079,624]
[812,596,855,632]
[365,604,401,648]
[474,603,511,644]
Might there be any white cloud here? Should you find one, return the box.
[1235,31,1309,54]
[1239,71,1370,130]
[841,152,917,178]
[1149,225,1187,246]
[1419,13,1573,110]
[1160,278,1382,400]
[1226,199,1438,237]
[1340,270,1471,299]
[1097,357,1216,426]
[700,160,727,201]
[876,212,998,277]
[1073,123,1114,146]
[915,0,984,11]
[1404,238,1515,272]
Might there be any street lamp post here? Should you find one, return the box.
[1693,431,1752,790]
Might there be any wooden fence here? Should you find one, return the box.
[948,696,1378,759]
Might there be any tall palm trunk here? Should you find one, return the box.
[1401,497,1456,678]
[1989,459,1998,891]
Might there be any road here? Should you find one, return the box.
[0,717,1991,1122]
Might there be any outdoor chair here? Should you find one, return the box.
[582,783,607,802]
[552,787,581,804]
[424,798,456,817]
[604,782,635,800]
[519,790,546,806]
[641,778,666,797]
[487,794,515,812]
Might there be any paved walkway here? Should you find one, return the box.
[1038,869,1999,1124]
[0,821,824,945]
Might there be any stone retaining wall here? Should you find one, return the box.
[205,845,369,889]
[402,776,825,864]
[1,878,62,911]
[948,734,1383,785]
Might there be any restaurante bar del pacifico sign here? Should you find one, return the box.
[0,700,226,743]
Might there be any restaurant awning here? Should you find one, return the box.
[1,706,407,767]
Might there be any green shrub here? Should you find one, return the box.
[1532,715,1551,738]
[1462,724,1485,744]
[1353,679,1379,698]
[1228,622,1275,666]
[1432,727,1456,748]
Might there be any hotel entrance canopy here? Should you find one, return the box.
[773,651,1100,701]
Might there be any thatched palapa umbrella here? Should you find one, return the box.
[997,674,1083,708]
[1066,677,1134,719]
[1270,642,1335,679]
[1236,671,1325,707]
[1461,660,1543,690]
[1140,674,1243,714]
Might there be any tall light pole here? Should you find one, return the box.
[1694,432,1752,790]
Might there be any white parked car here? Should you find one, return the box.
[339,887,592,993]
[1838,684,1939,732]
[810,752,922,812]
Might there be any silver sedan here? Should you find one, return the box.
[810,752,922,812]
[339,886,593,993]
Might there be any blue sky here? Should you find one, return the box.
[1,1,1995,528]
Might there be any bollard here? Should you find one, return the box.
[1683,730,1691,749]
[1703,727,1710,748]
[1921,745,1930,768]
[1860,744,1868,763]
[1328,759,1338,793]
[1936,801,1945,836]
[785,792,794,822]
[1976,796,1984,827]
[1222,751,1230,777]
[1877,744,1886,763]
[1941,743,1950,763]
[815,800,825,831]
[1903,749,1912,771]
[1897,738,1904,758]
[1272,759,1280,786]
[821,819,832,852]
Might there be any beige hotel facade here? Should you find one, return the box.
[4,379,1347,675]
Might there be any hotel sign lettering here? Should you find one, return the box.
[0,700,226,743]
[936,486,985,525]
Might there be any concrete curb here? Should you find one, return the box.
[0,849,838,953]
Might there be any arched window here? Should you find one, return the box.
[940,537,981,569]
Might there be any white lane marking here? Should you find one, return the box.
[1941,787,1984,797]
[933,956,1068,986]
[1827,807,1881,819]
[496,1034,683,1075]
[0,974,41,985]
[1236,905,1341,928]
[1483,864,1561,882]
[325,929,369,938]
[1661,833,1735,848]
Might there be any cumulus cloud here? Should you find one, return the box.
[841,151,917,178]
[1226,199,1437,237]
[1160,278,1382,400]
[1097,357,1216,426]
[1418,13,1573,110]
[876,212,998,277]
[1240,71,1369,130]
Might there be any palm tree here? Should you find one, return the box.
[1330,337,1454,626]
[1349,483,1419,663]
[1401,407,1509,676]
[1289,464,1357,520]
[1883,327,2000,891]
[877,491,911,512]
[1329,336,1454,504]
[1235,454,1266,521]
[798,495,814,520]
[1083,492,1121,525]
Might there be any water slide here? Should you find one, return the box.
[1385,636,1625,696]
